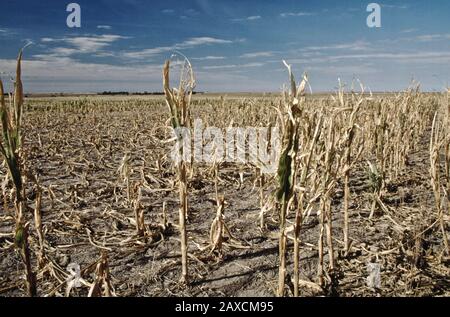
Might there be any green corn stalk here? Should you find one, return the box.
[0,49,24,206]
[14,223,36,296]
[276,61,305,297]
[367,160,383,219]
[276,117,298,297]
[0,48,36,297]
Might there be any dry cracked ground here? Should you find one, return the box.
[0,95,449,297]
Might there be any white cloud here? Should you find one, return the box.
[0,28,15,36]
[240,51,274,58]
[307,64,379,75]
[232,15,262,22]
[180,9,199,19]
[294,51,450,64]
[280,12,314,18]
[93,52,116,58]
[39,34,128,57]
[50,47,79,57]
[65,35,126,52]
[0,57,162,87]
[1,50,448,93]
[122,37,233,59]
[191,56,226,60]
[376,32,450,44]
[97,25,112,30]
[382,4,409,9]
[415,34,450,42]
[202,62,264,70]
[301,41,370,52]
[41,37,55,42]
[161,9,174,14]
[400,28,417,34]
[182,37,230,46]
[0,57,258,93]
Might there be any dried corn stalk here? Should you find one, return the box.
[88,252,115,297]
[209,196,228,256]
[34,184,46,268]
[430,113,449,255]
[340,98,362,255]
[132,183,145,236]
[117,153,131,203]
[317,118,338,287]
[293,113,322,296]
[163,57,195,284]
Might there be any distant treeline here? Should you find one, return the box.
[99,91,204,96]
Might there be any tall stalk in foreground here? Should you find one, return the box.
[317,119,337,286]
[0,49,36,296]
[430,113,449,255]
[276,117,297,297]
[445,89,450,218]
[293,115,321,296]
[276,61,302,297]
[341,102,362,255]
[163,58,195,284]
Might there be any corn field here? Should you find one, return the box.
[0,54,449,297]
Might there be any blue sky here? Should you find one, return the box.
[0,0,449,93]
